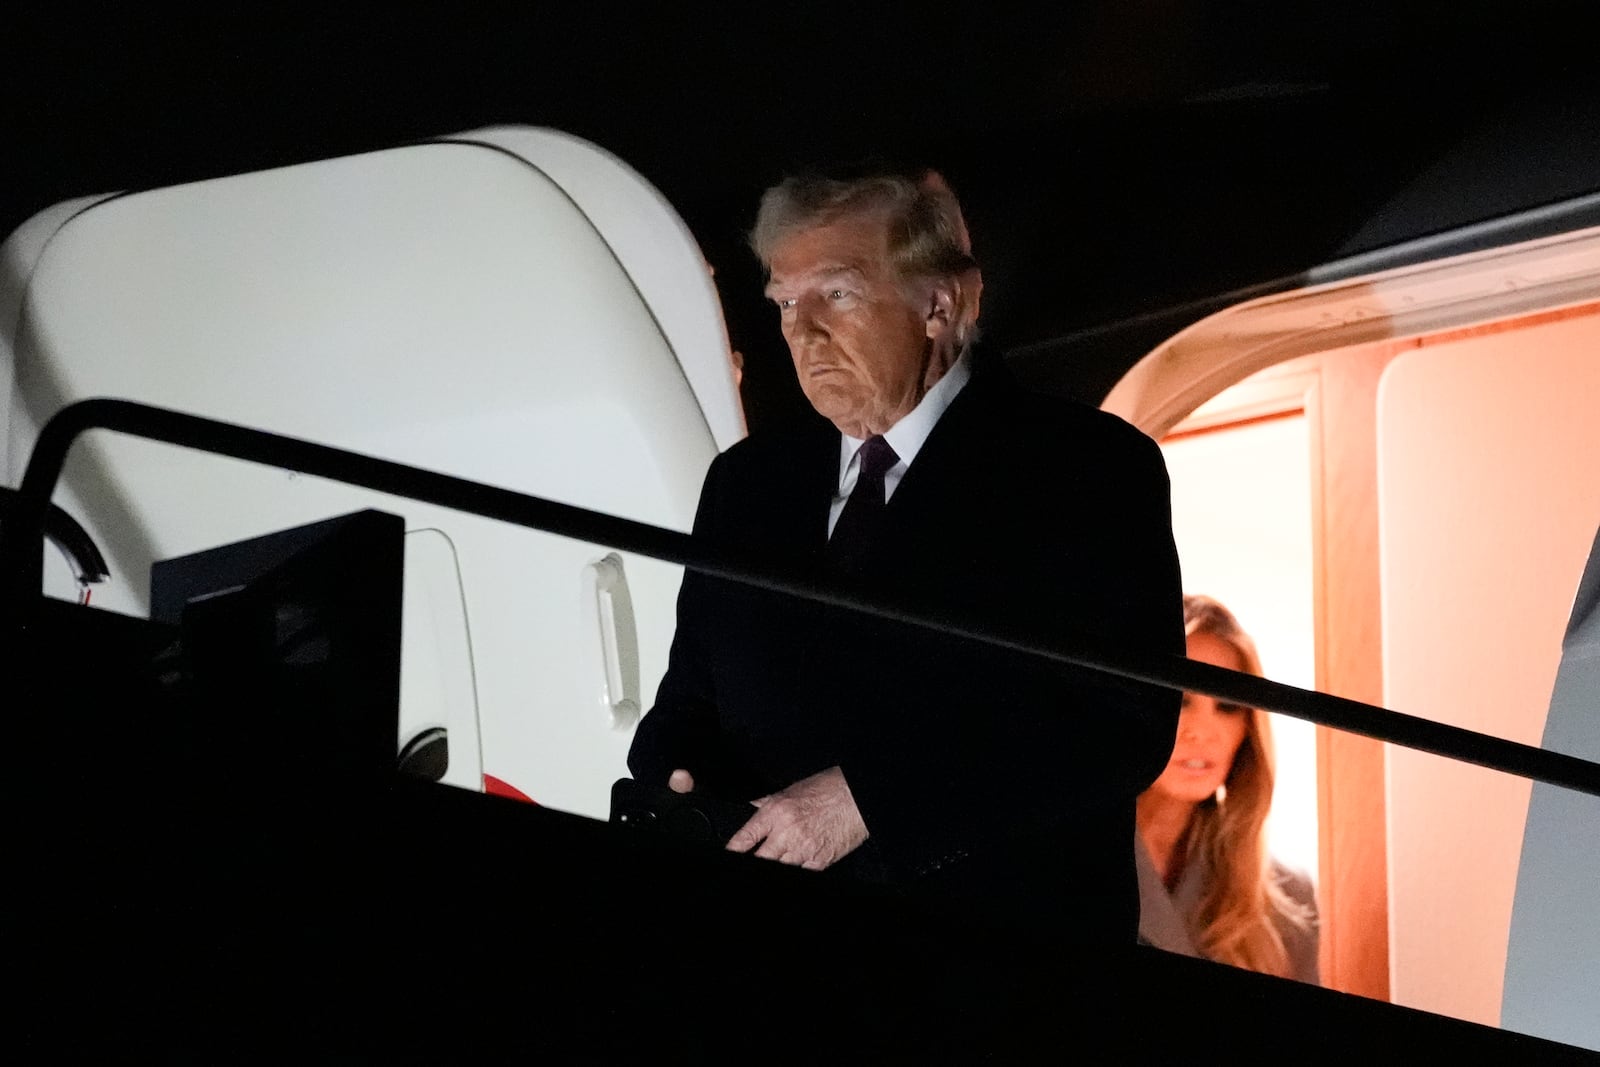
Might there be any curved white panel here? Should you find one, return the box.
[1,193,119,476]
[452,125,746,450]
[3,132,728,819]
[1103,224,1600,437]
[1503,527,1600,1052]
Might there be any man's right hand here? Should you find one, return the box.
[668,769,695,794]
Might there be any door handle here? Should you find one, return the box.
[583,552,641,729]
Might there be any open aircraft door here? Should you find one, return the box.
[0,125,744,819]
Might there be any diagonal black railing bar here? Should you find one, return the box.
[4,398,1598,800]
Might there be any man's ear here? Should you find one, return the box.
[923,279,960,341]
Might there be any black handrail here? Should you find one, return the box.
[0,486,110,584]
[4,397,1598,799]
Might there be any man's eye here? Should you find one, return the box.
[777,298,796,310]
[827,289,847,300]
[1218,701,1249,715]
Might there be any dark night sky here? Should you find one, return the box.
[6,5,1597,422]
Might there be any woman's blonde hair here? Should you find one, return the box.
[1180,595,1313,977]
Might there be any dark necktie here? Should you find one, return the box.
[828,435,899,573]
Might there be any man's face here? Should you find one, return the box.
[764,211,936,438]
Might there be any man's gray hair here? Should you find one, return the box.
[749,169,980,285]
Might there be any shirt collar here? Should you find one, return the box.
[837,349,973,484]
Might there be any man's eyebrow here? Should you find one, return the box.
[765,265,864,299]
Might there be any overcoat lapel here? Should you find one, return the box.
[748,415,839,572]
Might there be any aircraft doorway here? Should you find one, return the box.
[1155,355,1391,1002]
[1161,410,1320,886]
[1108,223,1600,1041]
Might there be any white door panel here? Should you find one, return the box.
[2,128,735,819]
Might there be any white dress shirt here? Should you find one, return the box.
[828,351,973,537]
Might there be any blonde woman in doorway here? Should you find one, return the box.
[1135,594,1320,983]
